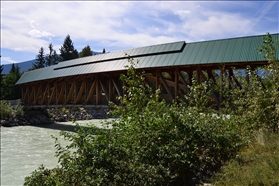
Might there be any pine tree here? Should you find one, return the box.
[9,63,16,74]
[33,47,46,69]
[46,43,60,66]
[59,34,79,61]
[102,48,106,53]
[80,45,92,57]
[1,64,21,100]
[0,65,3,99]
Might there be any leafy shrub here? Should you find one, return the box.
[0,99,24,118]
[230,33,279,134]
[0,100,13,118]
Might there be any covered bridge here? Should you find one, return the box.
[16,33,279,108]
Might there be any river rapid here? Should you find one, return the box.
[1,119,106,186]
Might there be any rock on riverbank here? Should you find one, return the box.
[1,107,110,127]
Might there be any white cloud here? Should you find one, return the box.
[1,0,278,62]
[175,10,191,18]
[28,29,54,38]
[1,57,19,64]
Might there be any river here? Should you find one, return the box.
[0,119,107,186]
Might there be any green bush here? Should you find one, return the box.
[0,99,24,118]
[230,33,279,134]
[0,100,13,118]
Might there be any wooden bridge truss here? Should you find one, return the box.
[20,62,266,108]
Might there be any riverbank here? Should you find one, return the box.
[0,107,111,127]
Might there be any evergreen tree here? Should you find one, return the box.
[1,64,21,100]
[0,65,3,82]
[0,65,3,99]
[33,47,46,69]
[52,50,61,64]
[59,34,79,61]
[102,48,106,53]
[10,63,16,74]
[80,45,92,57]
[46,43,60,66]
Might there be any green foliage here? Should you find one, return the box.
[230,33,279,133]
[0,64,22,100]
[80,45,92,57]
[0,65,3,95]
[33,47,46,69]
[0,100,24,118]
[23,165,64,186]
[59,34,79,61]
[208,32,279,185]
[46,43,60,66]
[210,132,279,185]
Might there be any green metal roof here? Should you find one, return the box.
[16,33,279,85]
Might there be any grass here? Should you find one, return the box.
[209,130,279,185]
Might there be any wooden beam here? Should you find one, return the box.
[21,86,25,103]
[29,86,35,104]
[229,68,242,89]
[75,80,86,104]
[178,71,190,92]
[174,68,179,101]
[98,77,109,102]
[224,70,234,89]
[56,83,66,104]
[66,81,76,104]
[109,78,114,102]
[96,80,100,105]
[220,66,224,105]
[35,84,42,105]
[111,76,123,97]
[158,72,174,100]
[40,84,48,105]
[207,69,216,83]
[49,84,57,104]
[156,70,159,89]
[196,66,201,84]
[145,75,187,91]
[200,70,207,82]
[85,79,96,104]
[188,69,193,86]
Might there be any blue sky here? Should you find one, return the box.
[1,1,278,65]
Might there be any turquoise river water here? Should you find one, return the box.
[1,119,106,186]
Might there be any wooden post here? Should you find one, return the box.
[109,78,113,102]
[196,66,201,84]
[174,68,179,101]
[188,69,193,86]
[159,72,174,100]
[85,79,96,104]
[178,71,190,92]
[156,70,159,90]
[220,67,224,106]
[96,79,99,105]
[229,68,242,89]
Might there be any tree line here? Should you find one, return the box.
[0,64,21,100]
[32,34,106,69]
[0,34,106,100]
